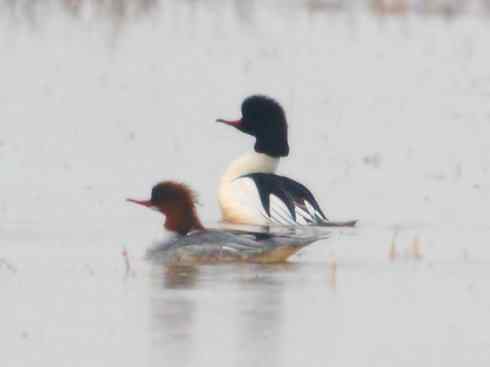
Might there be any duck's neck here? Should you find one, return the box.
[221,151,280,182]
[164,204,205,236]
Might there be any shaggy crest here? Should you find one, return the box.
[217,94,290,157]
[150,181,199,208]
[128,181,204,235]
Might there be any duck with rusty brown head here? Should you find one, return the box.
[127,181,329,265]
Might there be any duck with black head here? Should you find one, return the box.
[217,95,357,227]
[127,181,329,265]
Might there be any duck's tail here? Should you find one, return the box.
[316,219,358,227]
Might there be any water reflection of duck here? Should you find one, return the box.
[127,181,328,265]
[217,95,357,227]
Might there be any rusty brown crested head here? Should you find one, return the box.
[127,181,205,235]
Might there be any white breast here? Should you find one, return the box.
[218,152,279,225]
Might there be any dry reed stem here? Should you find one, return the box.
[389,231,399,261]
[121,245,135,278]
[411,236,423,260]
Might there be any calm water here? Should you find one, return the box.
[2,1,490,366]
[3,227,490,366]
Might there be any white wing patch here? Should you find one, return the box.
[268,194,297,225]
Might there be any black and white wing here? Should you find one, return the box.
[222,173,357,227]
[240,173,330,225]
[233,173,353,226]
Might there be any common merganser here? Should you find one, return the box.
[217,95,357,227]
[127,181,329,264]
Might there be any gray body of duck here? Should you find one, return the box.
[147,229,329,265]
